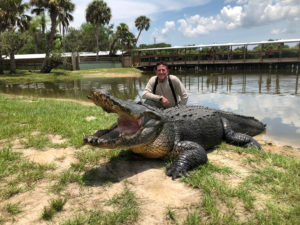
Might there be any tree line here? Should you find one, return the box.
[0,0,151,74]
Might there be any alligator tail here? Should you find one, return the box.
[218,111,265,136]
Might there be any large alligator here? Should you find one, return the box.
[84,90,265,179]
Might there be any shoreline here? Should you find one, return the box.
[81,72,142,78]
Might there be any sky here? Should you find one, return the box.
[29,0,300,47]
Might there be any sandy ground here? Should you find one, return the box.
[1,96,299,224]
[1,132,299,225]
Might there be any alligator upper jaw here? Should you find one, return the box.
[89,89,162,120]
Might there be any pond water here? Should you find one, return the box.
[1,73,299,148]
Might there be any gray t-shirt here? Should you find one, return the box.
[142,75,188,108]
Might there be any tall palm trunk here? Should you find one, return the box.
[33,31,38,53]
[0,54,3,74]
[95,23,100,61]
[109,36,118,56]
[135,30,142,46]
[9,52,16,74]
[41,12,57,73]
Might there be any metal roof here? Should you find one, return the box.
[3,50,122,60]
[135,39,300,51]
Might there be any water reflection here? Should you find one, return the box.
[0,73,299,147]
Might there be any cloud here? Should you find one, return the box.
[271,28,287,35]
[177,0,300,37]
[151,28,166,43]
[161,21,175,35]
[150,21,176,43]
[178,15,225,37]
[68,0,210,28]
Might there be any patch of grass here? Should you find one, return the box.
[61,185,139,225]
[42,207,56,221]
[52,169,83,193]
[166,207,179,225]
[6,202,22,215]
[0,94,118,147]
[20,134,50,149]
[182,208,203,225]
[182,145,300,224]
[73,148,122,172]
[42,197,67,220]
[42,198,67,220]
[62,214,86,225]
[71,67,141,75]
[0,69,81,84]
[0,146,54,199]
[0,216,4,225]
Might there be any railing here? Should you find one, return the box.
[125,39,300,67]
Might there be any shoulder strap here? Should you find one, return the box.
[168,76,178,106]
[153,76,158,94]
[153,76,178,106]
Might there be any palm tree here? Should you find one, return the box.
[30,0,75,73]
[0,0,31,73]
[86,0,111,61]
[0,0,31,31]
[109,23,128,55]
[134,15,150,47]
[109,23,136,55]
[58,10,73,37]
[28,17,41,53]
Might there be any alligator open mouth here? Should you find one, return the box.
[84,89,162,147]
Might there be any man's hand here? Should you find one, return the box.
[161,96,169,107]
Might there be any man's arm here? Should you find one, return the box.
[142,76,163,102]
[172,76,188,106]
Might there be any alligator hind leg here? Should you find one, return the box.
[166,141,208,180]
[221,118,262,150]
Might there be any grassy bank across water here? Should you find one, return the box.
[0,93,299,224]
[0,68,142,84]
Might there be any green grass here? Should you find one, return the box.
[42,197,67,220]
[0,94,299,224]
[5,202,22,215]
[0,69,81,84]
[182,145,300,224]
[51,169,83,193]
[62,185,139,225]
[0,68,142,84]
[0,94,118,147]
[0,146,55,199]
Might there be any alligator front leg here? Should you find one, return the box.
[221,118,262,150]
[166,141,208,180]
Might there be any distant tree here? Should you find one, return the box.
[134,15,150,46]
[63,28,82,70]
[86,0,111,60]
[30,0,75,73]
[58,9,73,37]
[0,0,31,31]
[109,23,128,55]
[78,23,113,52]
[139,43,171,49]
[63,28,82,52]
[0,0,31,74]
[1,31,28,73]
[109,23,136,55]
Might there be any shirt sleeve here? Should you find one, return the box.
[142,76,162,102]
[172,75,188,106]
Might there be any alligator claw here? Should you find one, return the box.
[166,164,189,180]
